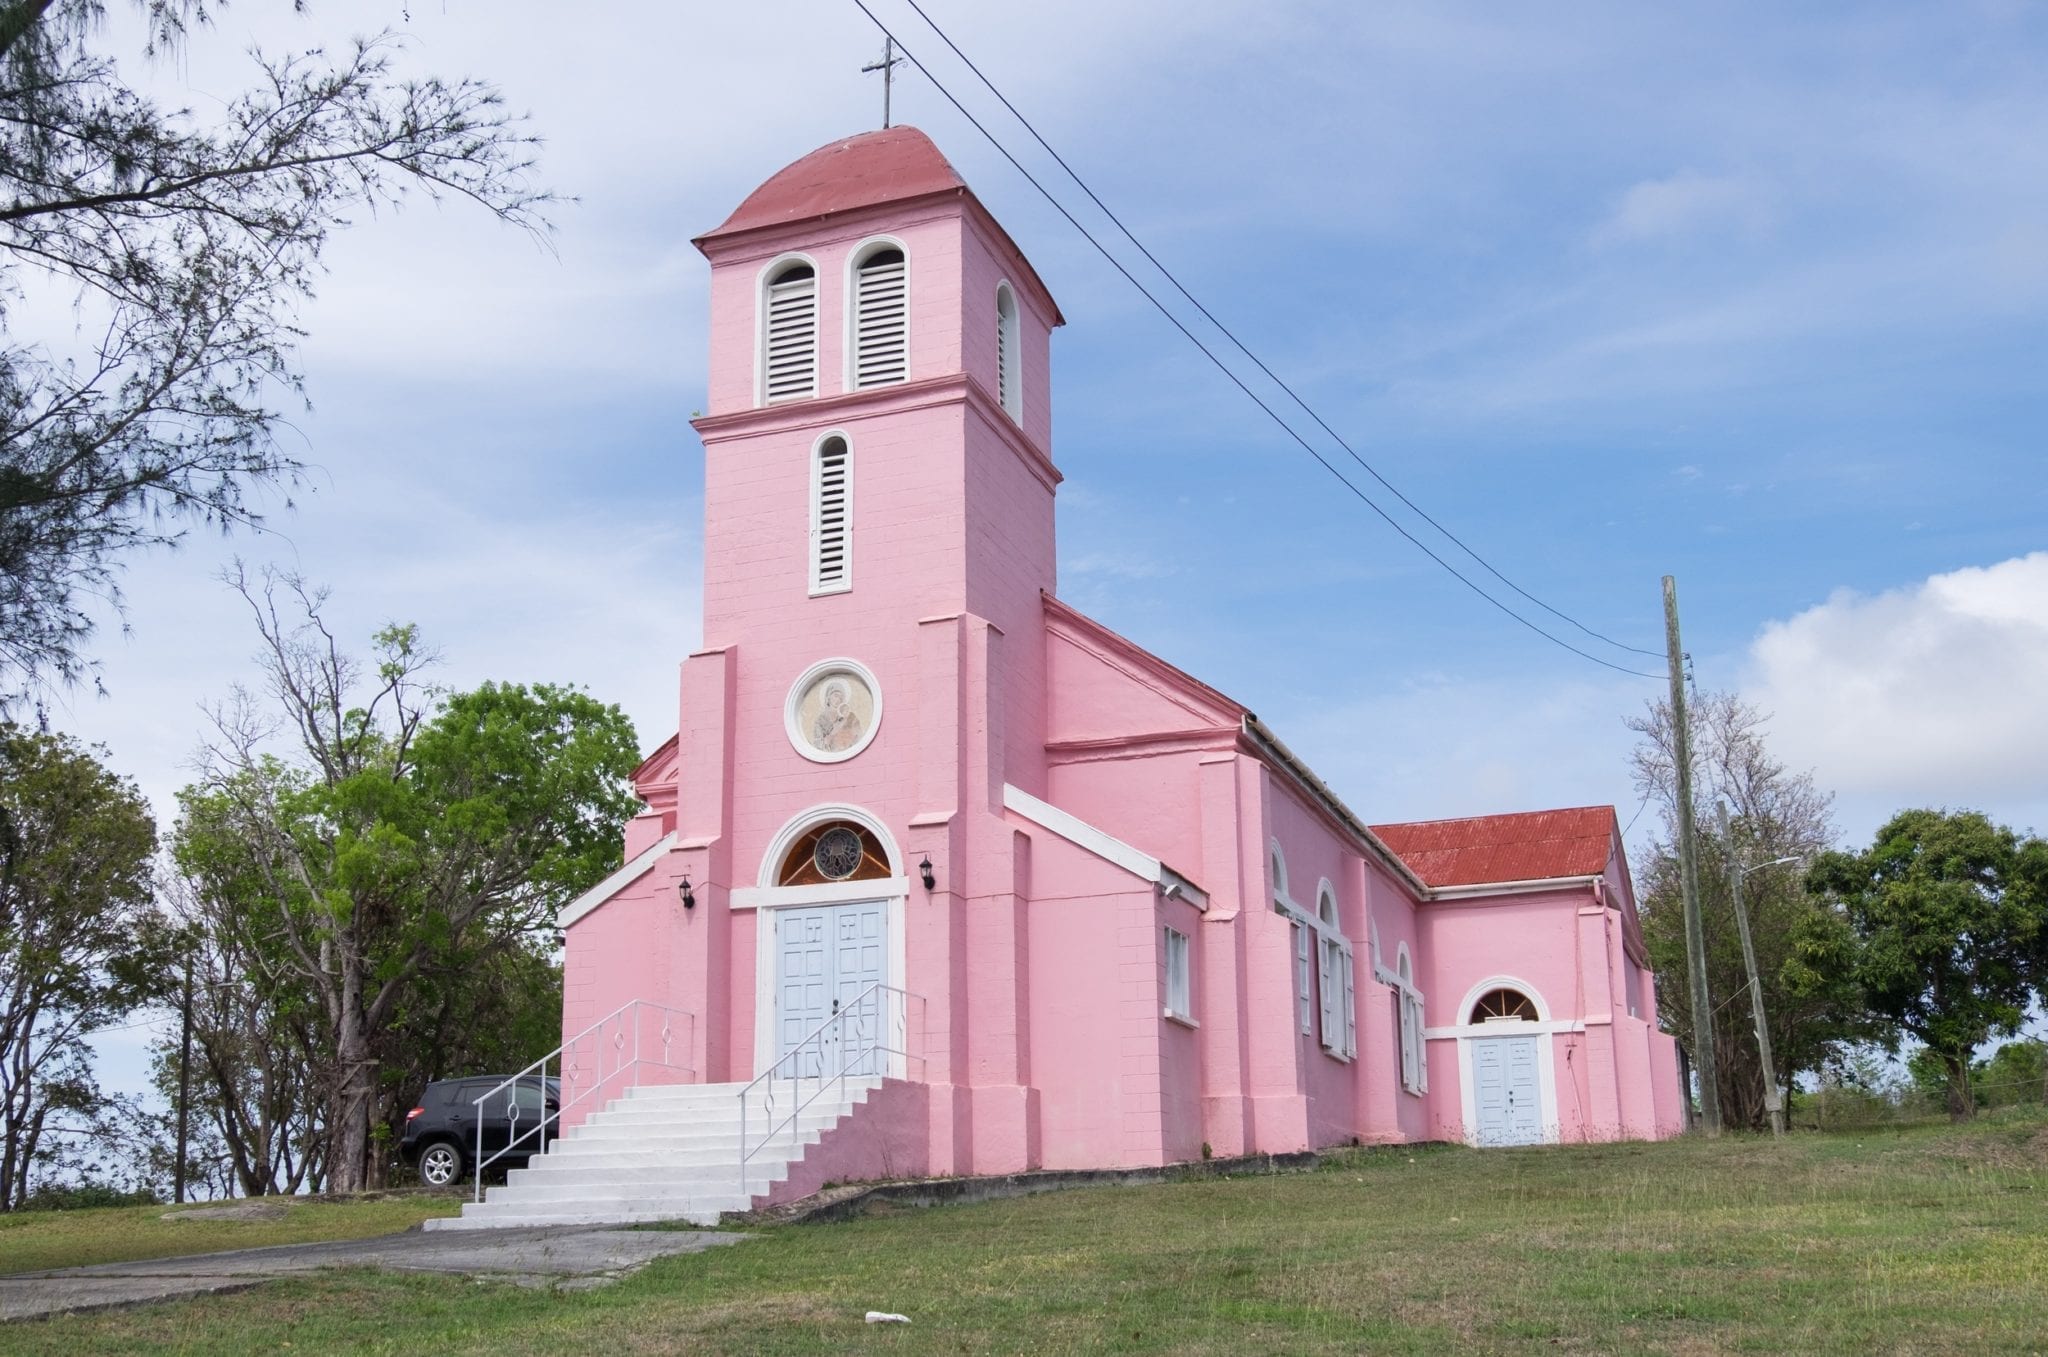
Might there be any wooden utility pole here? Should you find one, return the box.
[174,952,194,1202]
[1664,575,1721,1135]
[1719,803,1786,1137]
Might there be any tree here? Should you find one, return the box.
[1906,1038,2045,1112]
[0,1,552,705]
[149,870,327,1197]
[1628,691,1866,1130]
[172,566,637,1191]
[0,724,160,1208]
[1804,809,2045,1122]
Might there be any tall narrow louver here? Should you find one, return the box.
[810,435,851,593]
[852,248,907,388]
[763,263,817,403]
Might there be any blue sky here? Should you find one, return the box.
[55,2,2048,1086]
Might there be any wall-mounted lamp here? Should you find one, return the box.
[678,874,696,910]
[918,856,935,892]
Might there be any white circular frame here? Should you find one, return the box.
[784,657,883,764]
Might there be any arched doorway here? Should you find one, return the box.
[1455,979,1552,1147]
[745,806,908,1079]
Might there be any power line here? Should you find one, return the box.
[848,1,1667,682]
[891,0,1666,664]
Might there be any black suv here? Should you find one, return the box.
[400,1076,560,1187]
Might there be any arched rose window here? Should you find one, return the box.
[777,822,891,886]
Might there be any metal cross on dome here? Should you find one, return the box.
[862,37,907,129]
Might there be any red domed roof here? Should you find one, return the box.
[698,126,968,243]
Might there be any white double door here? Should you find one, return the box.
[1472,1034,1544,1146]
[774,900,888,1078]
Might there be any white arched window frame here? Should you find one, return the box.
[1396,945,1426,1095]
[758,254,820,405]
[994,281,1022,422]
[808,430,853,595]
[1316,883,1356,1060]
[1272,845,1311,1036]
[845,237,909,390]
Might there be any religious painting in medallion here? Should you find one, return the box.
[785,659,882,763]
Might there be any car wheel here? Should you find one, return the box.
[418,1141,465,1188]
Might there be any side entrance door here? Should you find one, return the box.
[775,901,887,1078]
[1472,1035,1544,1146]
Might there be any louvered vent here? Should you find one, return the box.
[853,248,907,388]
[764,264,817,404]
[995,283,1021,421]
[996,300,1009,408]
[810,436,851,593]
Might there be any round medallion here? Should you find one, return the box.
[785,658,882,764]
[812,826,865,880]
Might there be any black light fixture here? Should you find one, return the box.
[918,856,935,892]
[679,874,696,910]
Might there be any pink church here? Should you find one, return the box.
[440,128,1684,1228]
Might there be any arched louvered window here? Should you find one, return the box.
[850,243,908,388]
[809,434,852,594]
[994,282,1021,421]
[762,259,818,404]
[1317,887,1355,1059]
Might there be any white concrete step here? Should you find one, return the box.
[423,1073,885,1230]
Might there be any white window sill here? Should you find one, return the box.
[1163,1009,1199,1030]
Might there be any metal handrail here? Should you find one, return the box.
[737,982,924,1199]
[469,999,694,1201]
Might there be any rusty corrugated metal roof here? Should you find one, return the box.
[1369,806,1616,888]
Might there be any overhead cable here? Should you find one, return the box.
[850,0,1667,681]
[894,0,1665,663]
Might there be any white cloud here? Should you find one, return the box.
[1593,171,1770,247]
[1744,553,2048,834]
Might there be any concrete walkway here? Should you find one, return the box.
[0,1225,750,1322]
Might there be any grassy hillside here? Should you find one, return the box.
[7,1109,2045,1354]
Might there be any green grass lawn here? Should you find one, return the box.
[4,1110,2045,1354]
[0,1193,461,1275]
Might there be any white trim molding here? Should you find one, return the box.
[557,832,676,929]
[731,876,911,911]
[1001,784,1207,907]
[1428,874,1603,902]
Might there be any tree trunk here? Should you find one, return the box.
[329,980,375,1193]
[1944,1052,1975,1122]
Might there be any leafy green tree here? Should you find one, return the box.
[0,724,160,1207]
[172,566,638,1191]
[1805,809,2045,1121]
[0,1,552,704]
[1629,691,1868,1129]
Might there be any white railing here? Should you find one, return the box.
[470,999,694,1201]
[738,982,923,1199]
